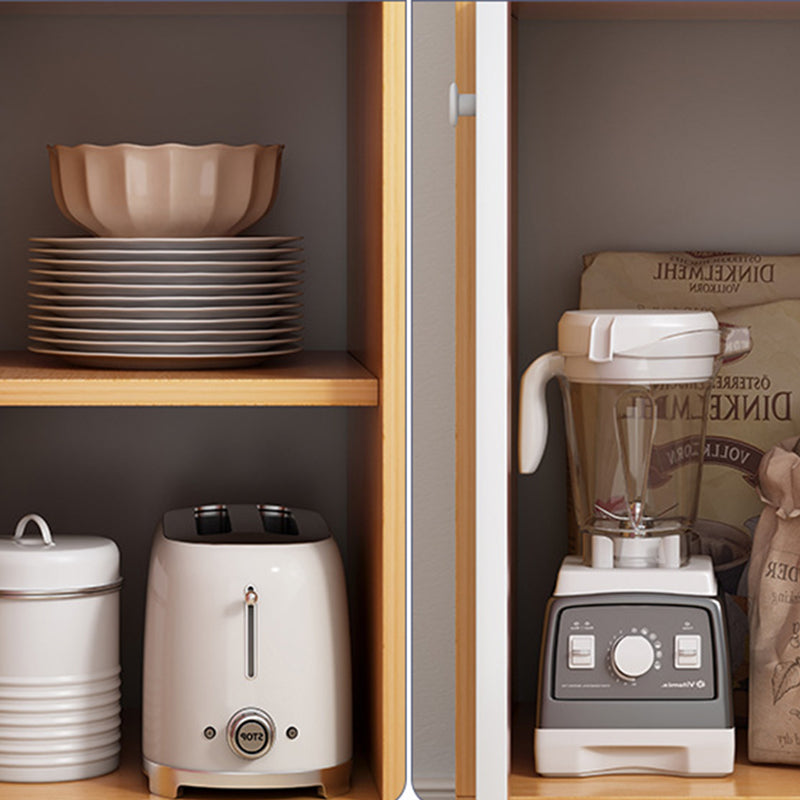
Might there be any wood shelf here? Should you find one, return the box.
[0,350,378,407]
[511,705,800,800]
[0,716,378,800]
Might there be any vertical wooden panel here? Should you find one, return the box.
[455,3,476,798]
[378,5,406,799]
[509,12,519,783]
[347,4,406,800]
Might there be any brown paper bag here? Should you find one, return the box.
[748,435,800,763]
[581,260,800,715]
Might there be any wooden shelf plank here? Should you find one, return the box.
[0,350,378,407]
[511,705,800,800]
[0,716,378,800]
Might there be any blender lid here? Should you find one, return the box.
[558,309,720,362]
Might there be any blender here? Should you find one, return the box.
[520,309,735,777]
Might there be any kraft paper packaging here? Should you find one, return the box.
[580,252,800,712]
[749,436,800,764]
[582,251,786,311]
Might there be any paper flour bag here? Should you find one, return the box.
[581,254,800,711]
[582,251,800,311]
[749,436,800,764]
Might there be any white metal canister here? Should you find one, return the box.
[0,514,121,782]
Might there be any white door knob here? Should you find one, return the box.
[449,82,476,127]
[611,635,654,680]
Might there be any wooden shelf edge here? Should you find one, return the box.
[0,350,378,407]
[511,705,800,800]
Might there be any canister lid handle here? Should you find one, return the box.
[12,514,54,547]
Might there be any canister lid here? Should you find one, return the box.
[0,514,120,593]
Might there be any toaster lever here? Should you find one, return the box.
[244,586,258,679]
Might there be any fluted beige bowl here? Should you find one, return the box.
[48,143,284,238]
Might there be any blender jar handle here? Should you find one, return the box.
[519,351,565,474]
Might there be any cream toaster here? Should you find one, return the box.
[142,504,351,797]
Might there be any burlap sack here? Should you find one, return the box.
[749,435,800,764]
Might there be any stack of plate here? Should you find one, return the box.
[27,236,305,369]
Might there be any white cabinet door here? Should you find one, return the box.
[475,4,511,800]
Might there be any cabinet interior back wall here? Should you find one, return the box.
[0,0,353,709]
[514,11,800,704]
[0,0,372,733]
[0,406,350,711]
[0,5,348,352]
[0,4,405,799]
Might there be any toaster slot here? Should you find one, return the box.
[257,504,299,537]
[245,586,258,679]
[194,505,232,536]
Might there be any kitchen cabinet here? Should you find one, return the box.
[0,3,404,799]
[455,2,800,798]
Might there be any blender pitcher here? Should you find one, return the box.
[520,310,724,568]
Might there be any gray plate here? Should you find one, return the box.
[28,313,303,330]
[29,281,303,298]
[28,344,303,370]
[30,269,304,285]
[30,257,305,270]
[29,236,303,250]
[29,324,304,342]
[29,334,302,354]
[28,298,303,316]
[29,247,303,262]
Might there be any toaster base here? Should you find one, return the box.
[143,757,352,798]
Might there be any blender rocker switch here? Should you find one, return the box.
[674,634,702,669]
[568,635,595,669]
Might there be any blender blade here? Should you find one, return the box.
[614,388,656,536]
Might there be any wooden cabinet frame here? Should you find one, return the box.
[0,3,405,799]
[456,2,800,799]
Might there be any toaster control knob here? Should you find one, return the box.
[611,634,655,680]
[227,708,275,759]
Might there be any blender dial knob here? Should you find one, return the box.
[611,634,655,680]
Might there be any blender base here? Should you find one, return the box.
[534,727,735,776]
[535,556,734,777]
[555,554,718,596]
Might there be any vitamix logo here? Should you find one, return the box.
[651,253,775,296]
[661,679,707,690]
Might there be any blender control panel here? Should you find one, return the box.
[553,604,715,700]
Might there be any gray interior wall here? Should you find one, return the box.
[0,2,462,788]
[0,9,347,350]
[0,407,349,710]
[516,18,800,702]
[412,1,456,795]
[0,8,349,711]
